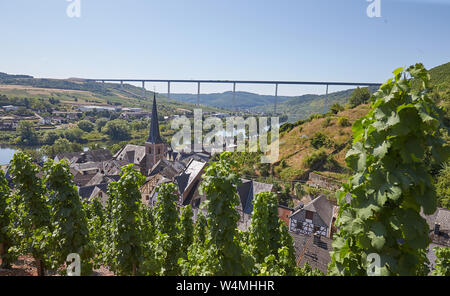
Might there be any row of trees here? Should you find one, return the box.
[0,152,317,276]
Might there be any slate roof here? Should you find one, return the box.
[421,208,450,234]
[149,158,185,178]
[237,179,274,215]
[78,183,109,200]
[290,231,332,274]
[114,145,146,165]
[147,93,164,144]
[290,195,334,226]
[55,149,112,164]
[176,159,206,196]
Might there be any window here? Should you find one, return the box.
[305,210,314,220]
[296,221,303,230]
[158,148,161,154]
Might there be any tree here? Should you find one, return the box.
[435,162,450,209]
[43,159,93,275]
[9,152,51,276]
[77,120,95,133]
[103,119,131,141]
[432,247,450,276]
[196,152,248,275]
[194,213,207,246]
[178,205,194,257]
[329,64,450,276]
[249,192,282,264]
[84,197,106,269]
[0,170,14,269]
[42,138,83,159]
[148,183,181,276]
[330,103,344,114]
[96,118,108,132]
[42,131,60,145]
[17,121,38,145]
[348,87,371,108]
[105,164,146,275]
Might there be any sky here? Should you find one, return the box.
[0,0,449,96]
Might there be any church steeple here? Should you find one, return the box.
[147,92,163,144]
[145,92,167,176]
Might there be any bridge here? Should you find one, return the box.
[86,78,383,114]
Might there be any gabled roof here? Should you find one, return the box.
[290,195,334,226]
[176,159,206,195]
[114,144,146,165]
[78,183,109,200]
[149,158,185,178]
[237,179,274,215]
[147,93,164,144]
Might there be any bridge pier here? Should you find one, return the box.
[142,81,145,98]
[197,82,201,106]
[324,84,329,114]
[232,82,236,113]
[167,81,171,100]
[274,83,278,115]
[120,80,124,90]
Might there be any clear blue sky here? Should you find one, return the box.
[0,0,449,95]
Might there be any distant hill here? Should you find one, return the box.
[253,87,379,122]
[0,73,224,115]
[170,86,379,123]
[169,91,291,109]
[0,72,33,79]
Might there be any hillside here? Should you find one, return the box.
[0,74,224,115]
[253,87,378,122]
[233,62,450,193]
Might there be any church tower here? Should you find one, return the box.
[145,93,167,174]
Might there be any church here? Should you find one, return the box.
[114,93,169,176]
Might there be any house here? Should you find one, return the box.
[278,204,294,226]
[141,174,173,207]
[0,116,18,130]
[236,179,274,231]
[289,195,336,238]
[52,111,81,120]
[188,178,274,230]
[78,183,110,205]
[3,105,18,112]
[176,159,207,206]
[291,232,332,274]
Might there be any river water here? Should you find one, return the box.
[0,146,18,165]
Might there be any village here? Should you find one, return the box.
[2,94,447,275]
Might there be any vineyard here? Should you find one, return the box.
[0,64,449,276]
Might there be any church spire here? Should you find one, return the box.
[147,92,163,144]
